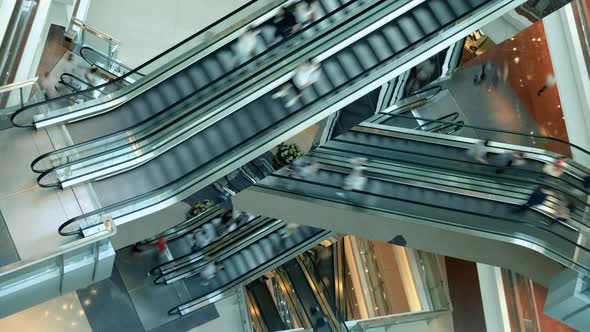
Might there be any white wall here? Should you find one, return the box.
[544,5,590,165]
[84,0,248,67]
[0,0,17,46]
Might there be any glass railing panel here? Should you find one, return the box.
[11,0,288,127]
[0,78,46,126]
[0,218,115,317]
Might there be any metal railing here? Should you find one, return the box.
[0,216,116,317]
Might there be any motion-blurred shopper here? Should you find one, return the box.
[514,186,549,213]
[495,151,525,174]
[537,73,556,96]
[272,59,321,107]
[466,140,490,164]
[294,0,318,28]
[337,158,368,197]
[200,261,223,286]
[555,200,576,223]
[235,26,261,64]
[280,222,300,238]
[273,6,298,40]
[191,229,211,251]
[542,157,567,178]
[310,305,328,331]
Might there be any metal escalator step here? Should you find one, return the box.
[322,59,350,86]
[411,7,442,35]
[352,41,379,69]
[397,15,425,44]
[242,247,259,269]
[381,24,410,53]
[216,51,235,72]
[336,52,364,78]
[447,0,472,15]
[202,57,225,80]
[186,65,210,89]
[427,0,456,25]
[366,32,395,61]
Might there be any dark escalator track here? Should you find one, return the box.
[246,278,287,332]
[168,225,331,317]
[283,259,337,332]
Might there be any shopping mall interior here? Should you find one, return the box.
[1,0,590,331]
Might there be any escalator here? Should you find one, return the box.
[246,278,287,332]
[30,0,388,181]
[13,0,359,131]
[282,258,339,332]
[166,222,331,317]
[50,0,536,236]
[234,125,590,280]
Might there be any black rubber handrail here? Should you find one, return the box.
[413,112,460,131]
[79,46,139,77]
[381,112,590,160]
[30,0,372,175]
[10,0,283,127]
[55,0,503,236]
[318,143,590,229]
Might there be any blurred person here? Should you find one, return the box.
[190,228,211,251]
[66,53,87,77]
[542,157,567,178]
[337,157,368,197]
[513,186,550,213]
[235,26,261,64]
[466,140,490,164]
[41,72,60,99]
[290,158,320,179]
[272,59,321,107]
[200,261,224,286]
[495,151,525,174]
[294,0,318,28]
[272,6,298,40]
[280,222,300,238]
[555,200,576,223]
[310,305,328,331]
[155,237,168,261]
[537,73,556,96]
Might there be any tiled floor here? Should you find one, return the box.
[462,20,569,156]
[0,292,93,332]
[0,128,95,259]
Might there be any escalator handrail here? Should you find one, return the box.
[140,206,224,246]
[316,147,587,230]
[79,46,139,77]
[327,134,590,224]
[312,147,589,232]
[149,215,273,277]
[10,0,285,127]
[156,218,284,285]
[381,112,590,164]
[55,0,510,236]
[260,173,590,276]
[29,0,379,175]
[168,229,332,316]
[413,112,460,131]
